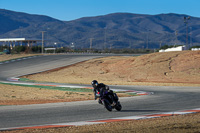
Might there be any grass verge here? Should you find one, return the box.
[0,82,133,105]
[0,82,92,92]
[0,54,40,63]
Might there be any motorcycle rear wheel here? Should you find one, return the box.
[115,102,122,111]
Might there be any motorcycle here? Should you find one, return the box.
[97,90,122,112]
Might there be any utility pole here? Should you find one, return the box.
[41,31,46,54]
[160,41,162,49]
[146,30,150,49]
[110,43,112,50]
[184,16,190,49]
[90,38,94,50]
[175,30,178,46]
[190,27,192,47]
[104,28,107,50]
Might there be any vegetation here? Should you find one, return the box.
[190,45,200,49]
[0,45,154,54]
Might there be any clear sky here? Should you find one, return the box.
[0,0,199,21]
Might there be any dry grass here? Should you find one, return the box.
[23,51,200,86]
[0,84,130,105]
[0,54,39,62]
[0,84,94,105]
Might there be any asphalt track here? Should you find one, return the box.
[0,53,200,130]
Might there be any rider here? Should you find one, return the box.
[91,80,117,104]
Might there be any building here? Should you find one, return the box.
[0,38,41,47]
[159,45,187,52]
[0,38,41,53]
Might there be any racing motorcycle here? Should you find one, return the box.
[97,90,122,112]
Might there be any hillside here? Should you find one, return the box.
[1,9,200,49]
[23,51,200,86]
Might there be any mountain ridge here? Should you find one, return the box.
[0,9,200,49]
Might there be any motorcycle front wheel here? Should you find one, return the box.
[103,99,112,111]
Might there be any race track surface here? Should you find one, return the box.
[0,54,199,129]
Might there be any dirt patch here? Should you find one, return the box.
[23,51,200,86]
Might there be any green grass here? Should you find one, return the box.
[19,78,37,82]
[0,81,137,96]
[0,82,137,97]
[0,82,93,92]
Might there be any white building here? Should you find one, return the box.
[159,45,187,52]
[191,48,200,51]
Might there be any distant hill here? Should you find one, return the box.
[0,9,200,49]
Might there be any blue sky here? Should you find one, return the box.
[0,0,199,21]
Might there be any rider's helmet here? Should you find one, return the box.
[91,80,98,87]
